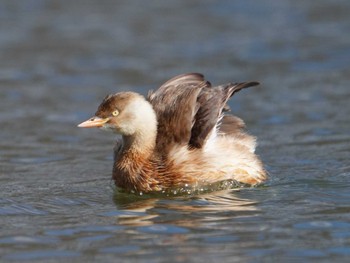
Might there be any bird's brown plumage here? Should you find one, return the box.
[78,73,267,194]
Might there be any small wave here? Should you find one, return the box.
[114,179,248,198]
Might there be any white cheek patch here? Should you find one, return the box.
[101,122,134,135]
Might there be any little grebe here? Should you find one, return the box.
[78,73,267,193]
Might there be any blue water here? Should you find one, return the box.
[1,0,350,262]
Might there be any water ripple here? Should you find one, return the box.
[3,250,80,261]
[137,224,189,235]
[0,202,47,216]
[45,225,124,237]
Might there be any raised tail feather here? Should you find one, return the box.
[189,81,259,148]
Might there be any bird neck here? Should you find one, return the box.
[120,98,158,159]
[113,100,158,191]
[121,128,156,159]
[114,129,158,193]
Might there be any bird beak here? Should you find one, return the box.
[77,116,110,128]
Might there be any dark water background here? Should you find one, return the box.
[1,0,350,262]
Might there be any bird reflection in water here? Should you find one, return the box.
[111,186,260,227]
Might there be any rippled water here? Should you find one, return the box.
[1,0,350,262]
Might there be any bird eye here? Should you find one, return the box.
[112,110,119,117]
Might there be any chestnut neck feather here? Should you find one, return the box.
[117,110,158,173]
[114,130,158,192]
[121,131,156,158]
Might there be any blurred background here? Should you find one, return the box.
[1,0,350,262]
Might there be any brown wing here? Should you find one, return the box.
[151,73,208,92]
[147,73,209,155]
[148,73,259,154]
[189,81,259,148]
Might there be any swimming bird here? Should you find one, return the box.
[78,73,267,193]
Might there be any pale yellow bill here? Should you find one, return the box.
[77,117,109,128]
